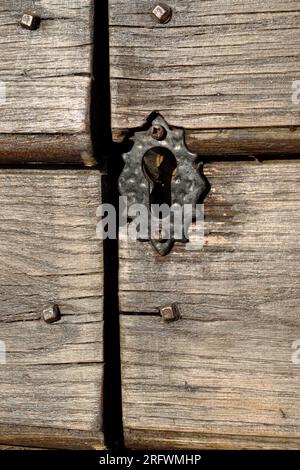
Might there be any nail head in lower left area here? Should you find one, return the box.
[20,12,41,31]
[42,304,61,324]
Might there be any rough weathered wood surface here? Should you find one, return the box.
[114,127,300,157]
[0,445,36,450]
[0,1,95,164]
[0,425,104,450]
[0,170,104,449]
[0,447,42,450]
[120,160,300,449]
[110,1,300,155]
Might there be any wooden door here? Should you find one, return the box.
[119,161,300,449]
[1,0,300,451]
[0,170,104,449]
[110,1,300,449]
[0,0,95,165]
[0,1,105,449]
[110,0,300,156]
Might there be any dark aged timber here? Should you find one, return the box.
[0,0,300,451]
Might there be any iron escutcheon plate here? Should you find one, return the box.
[118,114,209,255]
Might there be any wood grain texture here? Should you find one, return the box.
[110,0,300,154]
[0,170,104,448]
[123,428,300,450]
[0,134,97,166]
[119,160,300,449]
[0,425,104,450]
[0,445,37,450]
[113,127,300,157]
[0,446,29,450]
[0,1,94,163]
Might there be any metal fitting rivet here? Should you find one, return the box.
[159,303,181,322]
[42,304,61,324]
[152,3,173,24]
[20,12,41,30]
[151,125,167,141]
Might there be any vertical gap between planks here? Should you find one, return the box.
[92,0,124,450]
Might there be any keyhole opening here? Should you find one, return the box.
[142,147,177,210]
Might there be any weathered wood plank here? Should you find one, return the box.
[0,425,104,450]
[0,170,104,447]
[110,0,300,154]
[119,160,300,449]
[123,428,300,450]
[120,161,300,313]
[0,445,40,450]
[114,127,300,157]
[0,1,94,163]
[0,134,97,166]
[0,446,28,450]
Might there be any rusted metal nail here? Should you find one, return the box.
[152,3,173,24]
[42,304,61,324]
[159,303,181,322]
[20,12,41,30]
[151,124,167,141]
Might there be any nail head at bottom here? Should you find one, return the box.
[159,303,181,322]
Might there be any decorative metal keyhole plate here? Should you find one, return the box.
[119,114,209,255]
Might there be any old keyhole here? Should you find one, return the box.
[142,147,177,217]
[119,113,209,255]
